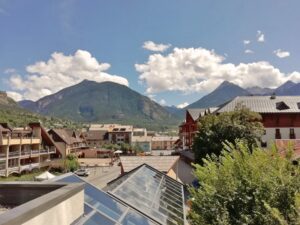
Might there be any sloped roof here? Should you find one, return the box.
[120,156,179,173]
[50,129,83,145]
[187,107,218,121]
[217,96,300,113]
[83,130,107,141]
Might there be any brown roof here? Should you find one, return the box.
[84,130,107,141]
[50,129,83,145]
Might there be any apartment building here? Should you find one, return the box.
[0,123,56,177]
[108,125,133,145]
[82,130,109,148]
[48,129,86,158]
[151,136,179,150]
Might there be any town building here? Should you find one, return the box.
[48,129,86,158]
[0,123,56,177]
[179,108,218,150]
[151,136,180,150]
[108,125,133,145]
[217,96,300,149]
[82,130,109,148]
[131,136,152,153]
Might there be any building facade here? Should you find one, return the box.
[151,136,179,150]
[0,123,56,177]
[217,96,300,149]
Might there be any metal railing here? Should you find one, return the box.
[21,150,31,155]
[0,152,6,158]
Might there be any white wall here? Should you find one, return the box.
[23,190,84,225]
[261,127,300,148]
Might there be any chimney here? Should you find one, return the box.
[270,92,276,100]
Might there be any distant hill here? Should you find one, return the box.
[187,81,250,109]
[0,91,77,128]
[19,80,180,130]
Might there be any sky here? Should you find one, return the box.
[1,0,300,108]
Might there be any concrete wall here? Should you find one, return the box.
[22,190,84,225]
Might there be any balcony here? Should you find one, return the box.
[0,152,6,159]
[8,151,20,158]
[21,150,31,156]
[31,150,40,155]
[8,166,20,174]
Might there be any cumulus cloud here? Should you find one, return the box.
[177,102,189,109]
[274,49,290,58]
[245,49,254,54]
[6,91,23,102]
[135,47,300,94]
[142,41,171,52]
[257,30,265,42]
[243,40,251,45]
[8,50,129,101]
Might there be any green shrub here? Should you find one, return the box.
[189,141,300,225]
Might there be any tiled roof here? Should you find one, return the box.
[217,96,300,113]
[120,156,179,173]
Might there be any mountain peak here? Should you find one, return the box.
[215,81,241,91]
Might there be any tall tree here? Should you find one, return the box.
[193,106,264,163]
[189,141,300,225]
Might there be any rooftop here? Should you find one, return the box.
[217,96,300,113]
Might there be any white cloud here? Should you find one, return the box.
[243,40,251,45]
[159,99,167,106]
[274,49,290,58]
[135,47,300,94]
[177,102,189,109]
[245,49,254,54]
[7,91,23,102]
[142,41,171,52]
[257,30,265,42]
[8,50,129,101]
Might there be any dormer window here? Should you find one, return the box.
[276,101,290,110]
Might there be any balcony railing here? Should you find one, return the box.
[0,152,6,158]
[9,151,20,157]
[31,150,39,154]
[21,150,31,156]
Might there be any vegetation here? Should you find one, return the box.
[65,154,80,172]
[0,169,62,181]
[189,141,300,225]
[193,106,264,163]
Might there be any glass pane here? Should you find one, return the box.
[121,210,157,225]
[83,212,115,225]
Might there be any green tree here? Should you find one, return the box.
[65,154,79,172]
[193,106,264,163]
[189,141,300,225]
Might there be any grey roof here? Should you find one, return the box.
[217,96,300,113]
[120,156,179,173]
[187,107,219,121]
[187,108,206,120]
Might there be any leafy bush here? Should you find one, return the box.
[65,154,79,172]
[189,141,300,225]
[193,106,264,163]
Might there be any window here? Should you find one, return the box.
[290,128,295,139]
[261,140,267,148]
[275,129,281,139]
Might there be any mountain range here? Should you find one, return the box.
[4,79,300,129]
[19,80,179,130]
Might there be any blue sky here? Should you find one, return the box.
[1,0,300,107]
